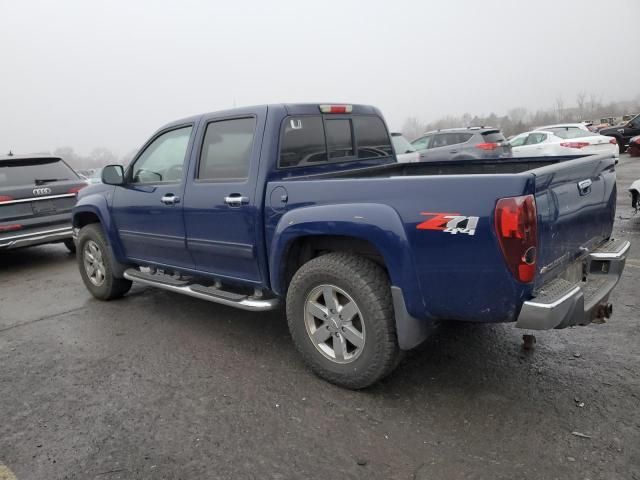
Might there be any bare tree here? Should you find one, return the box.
[401,117,426,141]
[507,107,528,125]
[576,92,587,117]
[555,96,565,122]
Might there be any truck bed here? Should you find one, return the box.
[293,155,585,180]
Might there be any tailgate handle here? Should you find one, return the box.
[578,179,592,196]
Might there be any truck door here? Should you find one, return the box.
[111,124,195,269]
[182,108,266,284]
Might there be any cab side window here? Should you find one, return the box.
[131,126,193,184]
[198,118,256,181]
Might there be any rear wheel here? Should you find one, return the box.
[63,238,76,254]
[286,252,400,389]
[77,223,132,300]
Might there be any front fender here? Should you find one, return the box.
[269,203,426,320]
[72,188,126,262]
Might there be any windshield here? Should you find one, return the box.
[391,134,416,154]
[546,127,593,139]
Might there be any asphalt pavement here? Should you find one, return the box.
[1,155,639,480]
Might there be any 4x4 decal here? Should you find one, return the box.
[417,212,479,236]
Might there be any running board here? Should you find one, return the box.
[123,269,280,312]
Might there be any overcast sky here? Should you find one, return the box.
[1,0,638,156]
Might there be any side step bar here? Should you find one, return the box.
[123,269,280,312]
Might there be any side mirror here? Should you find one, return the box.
[101,165,125,185]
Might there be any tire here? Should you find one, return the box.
[76,223,132,300]
[286,252,399,389]
[618,139,626,154]
[63,238,76,254]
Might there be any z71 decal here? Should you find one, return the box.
[417,212,479,236]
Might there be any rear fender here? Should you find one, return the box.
[269,203,426,320]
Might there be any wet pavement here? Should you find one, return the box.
[1,155,639,479]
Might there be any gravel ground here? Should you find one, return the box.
[1,155,639,480]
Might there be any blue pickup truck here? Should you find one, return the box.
[72,103,630,388]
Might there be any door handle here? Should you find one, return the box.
[161,194,180,205]
[224,194,249,206]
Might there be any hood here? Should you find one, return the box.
[77,182,113,199]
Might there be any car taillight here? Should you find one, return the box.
[68,184,88,195]
[319,104,353,114]
[0,195,14,204]
[495,194,537,283]
[560,142,590,149]
[609,137,617,145]
[0,224,22,232]
[476,142,499,150]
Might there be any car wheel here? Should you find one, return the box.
[76,223,132,300]
[63,238,76,254]
[286,252,399,389]
[618,140,627,154]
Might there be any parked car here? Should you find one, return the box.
[509,128,618,157]
[411,127,512,161]
[0,154,86,251]
[72,103,629,389]
[600,114,640,153]
[390,132,420,163]
[628,135,640,157]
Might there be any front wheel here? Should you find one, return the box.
[618,140,627,154]
[76,223,132,300]
[286,253,400,389]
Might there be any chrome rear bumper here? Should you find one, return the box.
[516,239,630,330]
[0,226,73,250]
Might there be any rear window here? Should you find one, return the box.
[279,114,392,168]
[354,117,393,158]
[547,127,592,139]
[326,119,354,159]
[482,131,506,143]
[0,158,77,188]
[279,116,327,168]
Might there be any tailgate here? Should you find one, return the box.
[533,154,616,287]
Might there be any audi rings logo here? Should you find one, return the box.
[32,187,52,196]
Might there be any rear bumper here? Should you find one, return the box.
[0,226,73,250]
[516,239,630,330]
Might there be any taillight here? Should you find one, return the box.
[609,137,617,145]
[68,184,88,195]
[319,104,353,114]
[0,195,14,204]
[495,195,537,283]
[476,142,499,150]
[0,224,22,232]
[560,142,590,149]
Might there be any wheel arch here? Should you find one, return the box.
[269,203,425,318]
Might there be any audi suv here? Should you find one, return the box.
[0,154,86,251]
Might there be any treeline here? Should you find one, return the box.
[52,146,136,171]
[401,94,640,141]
